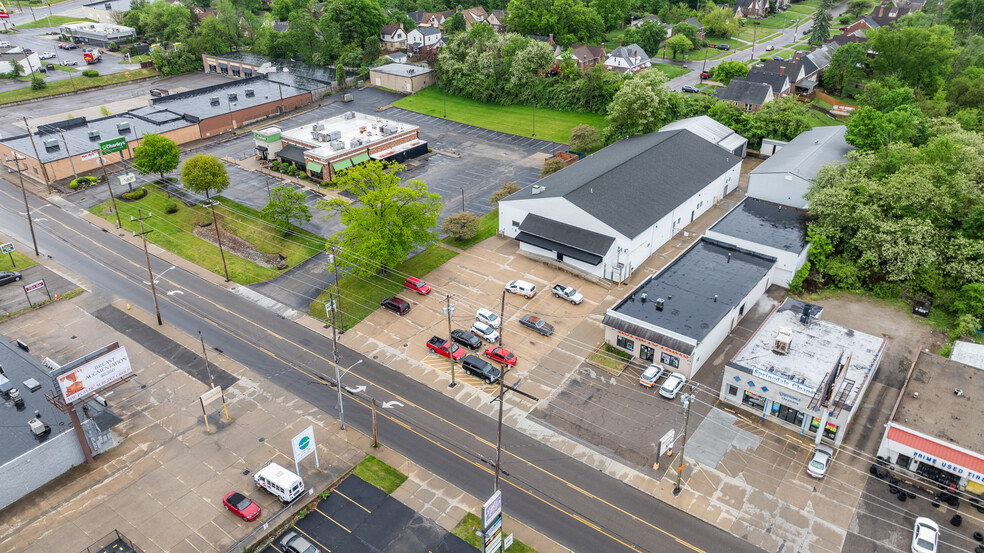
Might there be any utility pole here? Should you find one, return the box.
[99,153,122,229]
[495,365,508,491]
[673,385,697,496]
[204,200,230,281]
[371,398,378,447]
[132,208,163,326]
[498,290,505,347]
[23,117,51,193]
[328,248,343,331]
[13,156,40,256]
[330,291,345,429]
[751,22,759,60]
[58,129,78,181]
[199,330,215,387]
[701,47,709,77]
[459,187,465,212]
[531,100,536,137]
[443,294,456,388]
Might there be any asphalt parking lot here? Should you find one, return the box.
[0,259,79,314]
[260,475,473,553]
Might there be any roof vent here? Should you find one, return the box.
[800,303,812,324]
[44,138,59,151]
[640,292,647,302]
[88,130,100,141]
[209,96,220,106]
[330,139,344,151]
[227,93,238,101]
[531,185,545,195]
[773,327,792,354]
[344,111,355,120]
[117,122,130,133]
[656,298,664,311]
[714,294,718,302]
[245,88,254,97]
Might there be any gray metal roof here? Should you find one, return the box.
[370,63,434,77]
[659,115,745,149]
[715,78,772,105]
[608,43,650,65]
[607,238,776,341]
[709,197,809,253]
[209,52,336,84]
[518,213,615,258]
[750,126,852,181]
[414,25,442,36]
[149,76,309,120]
[501,130,740,238]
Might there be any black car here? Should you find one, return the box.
[461,355,501,383]
[380,296,410,315]
[451,328,482,350]
[0,271,22,286]
[681,85,699,93]
[716,44,730,51]
[518,314,554,336]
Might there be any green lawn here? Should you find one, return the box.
[739,28,781,42]
[119,54,152,64]
[307,244,459,330]
[805,109,843,127]
[16,16,94,29]
[786,4,816,15]
[600,28,628,50]
[352,455,408,494]
[443,209,498,250]
[0,250,37,271]
[651,62,690,79]
[757,11,810,28]
[0,67,158,105]
[391,85,607,144]
[453,513,538,553]
[88,184,324,285]
[53,64,78,72]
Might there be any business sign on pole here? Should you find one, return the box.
[24,279,45,293]
[0,242,14,254]
[200,385,223,408]
[118,173,136,186]
[99,136,127,156]
[482,490,503,553]
[291,425,319,474]
[482,490,502,529]
[54,343,133,404]
[80,151,98,162]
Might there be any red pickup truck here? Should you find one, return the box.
[426,336,466,360]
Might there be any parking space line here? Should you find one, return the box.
[334,490,372,513]
[292,525,332,552]
[315,507,352,532]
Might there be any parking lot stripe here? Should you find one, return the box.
[334,490,372,513]
[315,507,352,532]
[292,526,332,552]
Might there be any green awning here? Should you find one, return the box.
[306,161,323,172]
[350,152,371,164]
[332,159,352,171]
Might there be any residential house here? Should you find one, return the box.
[864,4,911,29]
[461,6,489,29]
[758,59,805,86]
[800,47,831,84]
[684,17,706,40]
[270,20,289,32]
[407,10,427,26]
[827,33,869,50]
[604,43,651,74]
[746,126,853,208]
[431,9,455,28]
[498,128,743,282]
[715,78,774,111]
[0,48,41,77]
[407,26,443,54]
[838,19,869,38]
[558,44,607,71]
[384,51,410,64]
[745,68,790,97]
[380,24,407,51]
[732,0,769,18]
[191,6,216,20]
[630,14,661,26]
[488,9,508,31]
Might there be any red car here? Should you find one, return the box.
[485,346,517,367]
[404,276,431,295]
[700,71,710,79]
[223,491,261,521]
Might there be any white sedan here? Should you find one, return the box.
[911,517,939,553]
[470,321,499,343]
[63,60,78,66]
[39,52,56,60]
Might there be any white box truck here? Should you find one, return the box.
[253,462,304,503]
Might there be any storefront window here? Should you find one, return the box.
[742,391,766,410]
[770,402,804,426]
[728,385,738,396]
[616,335,634,352]
[660,352,680,368]
[809,417,838,440]
[639,344,654,362]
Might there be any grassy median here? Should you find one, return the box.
[0,250,38,271]
[352,455,408,494]
[16,16,94,29]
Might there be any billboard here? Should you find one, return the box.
[55,344,133,404]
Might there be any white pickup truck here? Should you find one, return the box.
[552,284,584,305]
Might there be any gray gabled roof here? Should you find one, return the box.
[716,78,771,105]
[501,130,740,238]
[745,68,789,95]
[414,25,442,36]
[750,126,853,180]
[609,43,650,65]
[518,214,615,260]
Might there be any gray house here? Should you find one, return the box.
[746,126,853,208]
[716,78,773,111]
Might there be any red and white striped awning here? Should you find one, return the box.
[888,426,984,473]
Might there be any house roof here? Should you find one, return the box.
[709,197,809,253]
[517,214,615,264]
[461,6,488,25]
[606,238,776,343]
[271,20,289,32]
[685,16,703,29]
[567,43,606,62]
[716,78,772,105]
[804,47,831,74]
[501,129,741,239]
[413,26,442,36]
[745,68,789,95]
[407,10,426,23]
[208,52,336,85]
[608,43,650,65]
[381,24,401,38]
[658,115,746,154]
[631,15,661,26]
[828,33,869,48]
[751,126,853,181]
[951,342,984,370]
[759,59,804,80]
[370,63,434,77]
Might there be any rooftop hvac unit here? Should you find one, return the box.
[117,122,130,133]
[328,130,341,141]
[349,138,362,148]
[773,327,793,354]
[28,418,50,437]
[313,123,324,131]
[531,185,545,195]
[44,138,59,150]
[330,139,345,151]
[655,298,665,311]
[344,111,355,120]
[227,93,238,101]
[209,96,220,106]
[244,88,254,97]
[380,125,395,136]
[311,132,322,141]
[88,130,100,140]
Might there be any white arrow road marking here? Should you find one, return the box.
[345,385,366,394]
[381,401,403,409]
[165,290,184,296]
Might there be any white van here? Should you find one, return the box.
[253,462,305,503]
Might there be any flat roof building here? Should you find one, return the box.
[878,351,984,493]
[603,237,776,378]
[722,298,884,446]
[951,341,984,370]
[59,22,136,47]
[369,63,437,94]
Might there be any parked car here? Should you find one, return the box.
[476,307,501,328]
[426,336,466,360]
[461,354,501,383]
[772,56,785,61]
[716,44,730,51]
[518,314,554,336]
[639,364,664,388]
[765,44,775,51]
[484,346,517,367]
[451,328,482,350]
[22,48,33,54]
[839,26,850,31]
[380,296,410,315]
[39,52,56,60]
[911,517,939,553]
[658,372,687,399]
[149,87,169,97]
[63,60,78,66]
[470,321,499,343]
[64,43,78,49]
[803,27,812,35]
[0,41,10,47]
[806,445,834,478]
[222,491,261,521]
[0,271,22,286]
[505,279,536,298]
[280,531,320,553]
[700,70,710,79]
[551,284,583,304]
[681,85,699,93]
[404,276,431,295]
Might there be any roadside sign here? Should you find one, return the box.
[99,136,127,155]
[80,151,98,162]
[482,490,502,529]
[24,279,45,293]
[504,534,514,550]
[200,385,222,407]
[0,242,14,254]
[119,173,136,186]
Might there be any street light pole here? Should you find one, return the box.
[132,208,163,326]
[443,295,456,388]
[673,385,697,496]
[205,200,230,281]
[58,128,78,182]
[13,156,40,256]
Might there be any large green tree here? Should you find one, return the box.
[181,154,230,199]
[846,0,873,20]
[710,60,748,84]
[867,24,959,94]
[603,68,674,141]
[139,2,194,42]
[316,161,442,276]
[591,0,631,31]
[665,33,693,59]
[807,0,833,47]
[131,134,181,180]
[263,185,312,235]
[621,20,668,56]
[821,41,867,94]
[700,7,739,38]
[324,0,385,45]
